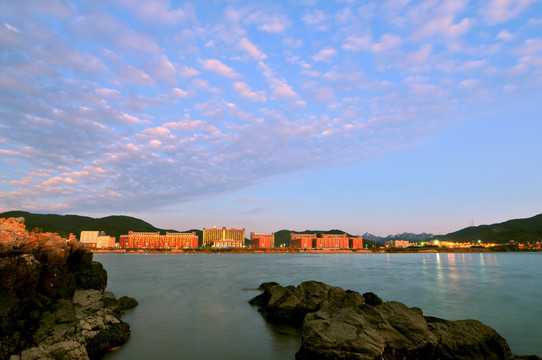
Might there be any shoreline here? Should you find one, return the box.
[90,247,540,254]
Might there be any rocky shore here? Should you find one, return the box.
[0,217,137,360]
[250,281,541,360]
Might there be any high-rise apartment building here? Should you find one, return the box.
[203,226,245,247]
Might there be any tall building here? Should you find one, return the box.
[250,233,274,248]
[203,226,245,248]
[291,232,363,249]
[119,231,198,249]
[349,236,363,249]
[314,234,349,249]
[80,231,101,245]
[290,233,316,249]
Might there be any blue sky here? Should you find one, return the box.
[1,0,541,236]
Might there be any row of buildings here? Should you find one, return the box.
[79,226,363,250]
[290,233,364,249]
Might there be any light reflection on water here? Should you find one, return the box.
[96,253,542,359]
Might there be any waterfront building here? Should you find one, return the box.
[250,233,274,248]
[212,239,244,248]
[314,233,349,249]
[97,235,116,248]
[349,236,364,249]
[290,233,316,249]
[80,230,115,248]
[203,226,245,247]
[119,235,129,248]
[388,240,410,248]
[165,232,199,248]
[291,232,363,249]
[119,231,198,249]
[80,231,101,245]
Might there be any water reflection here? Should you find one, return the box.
[97,253,542,359]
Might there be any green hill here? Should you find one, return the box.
[437,213,542,244]
[0,211,181,241]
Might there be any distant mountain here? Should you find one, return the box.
[436,213,542,244]
[363,232,434,244]
[0,211,180,241]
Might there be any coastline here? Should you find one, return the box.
[90,247,540,254]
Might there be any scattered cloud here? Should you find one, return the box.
[312,48,337,62]
[481,0,538,24]
[302,10,326,25]
[233,81,267,102]
[0,0,540,216]
[244,10,291,33]
[239,38,267,60]
[200,58,241,79]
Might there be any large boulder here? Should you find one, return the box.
[250,281,541,360]
[249,281,364,325]
[0,217,134,360]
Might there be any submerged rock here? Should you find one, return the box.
[250,280,541,360]
[0,217,136,360]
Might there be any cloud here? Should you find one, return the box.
[170,88,188,98]
[496,29,514,41]
[191,78,221,93]
[118,0,193,25]
[4,23,20,33]
[151,54,177,79]
[258,61,299,101]
[115,30,161,53]
[233,81,267,102]
[1,0,541,217]
[177,65,200,78]
[239,38,267,60]
[406,0,473,39]
[200,59,241,78]
[312,48,337,62]
[342,35,372,52]
[96,88,120,99]
[244,10,291,33]
[481,0,537,24]
[342,34,402,53]
[117,64,154,85]
[302,10,326,25]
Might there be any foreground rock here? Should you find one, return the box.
[250,281,540,360]
[0,217,136,360]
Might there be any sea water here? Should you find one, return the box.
[96,253,542,359]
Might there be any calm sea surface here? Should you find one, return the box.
[95,253,542,359]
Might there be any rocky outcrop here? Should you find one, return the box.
[250,281,541,360]
[0,217,136,360]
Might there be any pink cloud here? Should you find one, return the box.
[239,38,267,60]
[233,81,267,102]
[312,48,337,62]
[201,59,240,79]
[481,0,537,24]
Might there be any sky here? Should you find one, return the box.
[1,0,541,237]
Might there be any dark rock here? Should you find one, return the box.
[85,321,130,359]
[362,291,383,306]
[249,280,357,325]
[426,316,512,360]
[0,217,134,360]
[118,296,138,310]
[250,281,542,360]
[74,261,107,291]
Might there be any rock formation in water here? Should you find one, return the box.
[0,217,137,360]
[249,281,541,360]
